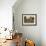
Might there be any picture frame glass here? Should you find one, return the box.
[22,14,37,26]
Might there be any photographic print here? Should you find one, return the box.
[22,14,37,26]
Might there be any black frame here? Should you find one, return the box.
[22,14,37,26]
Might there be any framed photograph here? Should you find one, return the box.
[22,14,37,26]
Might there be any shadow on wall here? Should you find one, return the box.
[12,0,24,10]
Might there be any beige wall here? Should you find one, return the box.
[13,0,46,46]
[13,0,41,46]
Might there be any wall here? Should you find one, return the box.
[41,0,46,46]
[13,0,41,46]
[0,0,16,30]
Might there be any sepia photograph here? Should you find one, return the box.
[22,14,37,26]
